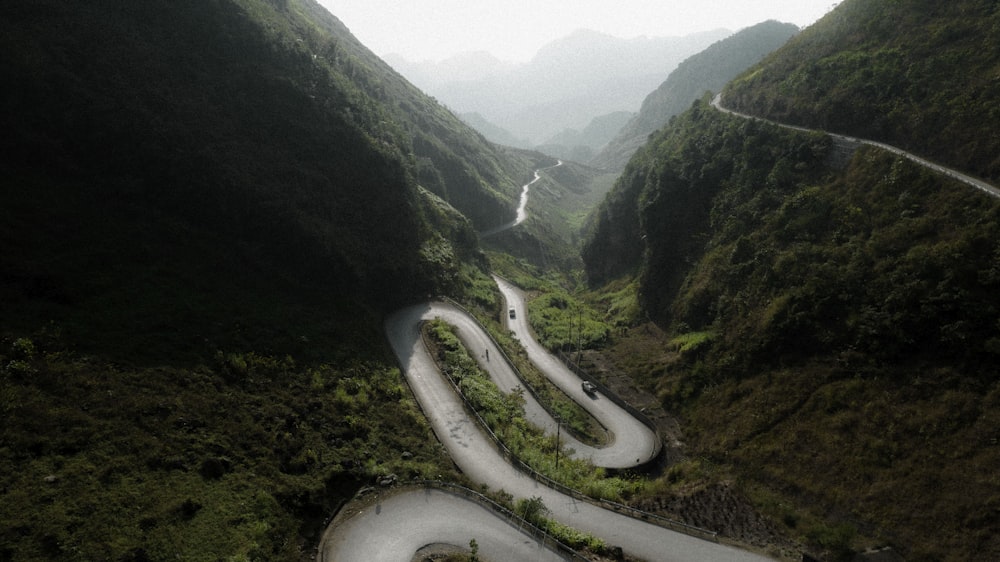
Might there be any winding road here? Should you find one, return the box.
[322,300,771,561]
[480,160,564,238]
[496,275,660,468]
[321,158,767,561]
[711,93,1000,199]
[321,486,568,562]
[322,94,1000,561]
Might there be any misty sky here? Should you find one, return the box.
[321,0,841,62]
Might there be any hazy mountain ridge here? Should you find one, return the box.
[592,20,799,171]
[384,50,514,85]
[582,0,1000,557]
[536,110,635,163]
[389,28,732,145]
[459,112,532,149]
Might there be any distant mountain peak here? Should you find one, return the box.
[389,27,730,145]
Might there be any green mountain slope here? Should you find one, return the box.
[591,20,799,172]
[0,0,530,361]
[582,2,1000,558]
[537,110,634,163]
[724,0,1000,182]
[587,94,1000,561]
[0,1,533,559]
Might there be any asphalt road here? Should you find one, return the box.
[320,300,773,561]
[480,160,563,238]
[711,93,1000,199]
[320,93,1000,560]
[320,487,569,562]
[495,275,661,468]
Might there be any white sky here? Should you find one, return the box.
[320,1,841,62]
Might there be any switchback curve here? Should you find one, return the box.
[321,301,773,561]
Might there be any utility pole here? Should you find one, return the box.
[566,304,573,357]
[576,307,583,365]
[554,415,561,471]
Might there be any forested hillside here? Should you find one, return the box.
[582,0,1000,558]
[0,0,534,360]
[592,20,799,171]
[0,0,533,558]
[724,0,1000,182]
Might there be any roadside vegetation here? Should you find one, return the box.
[583,92,1000,559]
[424,319,644,502]
[512,496,608,555]
[0,335,457,560]
[456,260,605,444]
[489,252,615,353]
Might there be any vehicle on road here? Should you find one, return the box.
[508,308,516,319]
[582,381,597,395]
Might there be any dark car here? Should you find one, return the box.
[508,308,516,319]
[581,381,597,395]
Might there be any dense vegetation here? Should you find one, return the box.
[425,319,642,503]
[724,0,1000,182]
[0,336,454,560]
[1,0,536,360]
[0,0,539,559]
[593,20,799,171]
[584,8,1000,556]
[583,90,1000,558]
[7,0,1000,559]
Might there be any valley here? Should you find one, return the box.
[3,1,1000,561]
[321,298,763,561]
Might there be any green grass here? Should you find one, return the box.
[526,290,612,352]
[512,496,607,555]
[424,320,643,503]
[0,337,456,560]
[668,331,716,354]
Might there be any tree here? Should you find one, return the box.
[468,538,479,562]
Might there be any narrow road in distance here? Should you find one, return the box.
[711,93,1000,199]
[480,160,563,238]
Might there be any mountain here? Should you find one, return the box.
[591,20,799,171]
[389,28,731,145]
[724,0,1000,183]
[0,1,539,558]
[582,1,1000,558]
[536,111,634,163]
[0,0,539,361]
[383,50,514,89]
[459,112,532,148]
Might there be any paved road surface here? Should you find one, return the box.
[711,93,1000,199]
[320,301,773,561]
[495,275,661,468]
[480,160,563,238]
[321,487,569,562]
